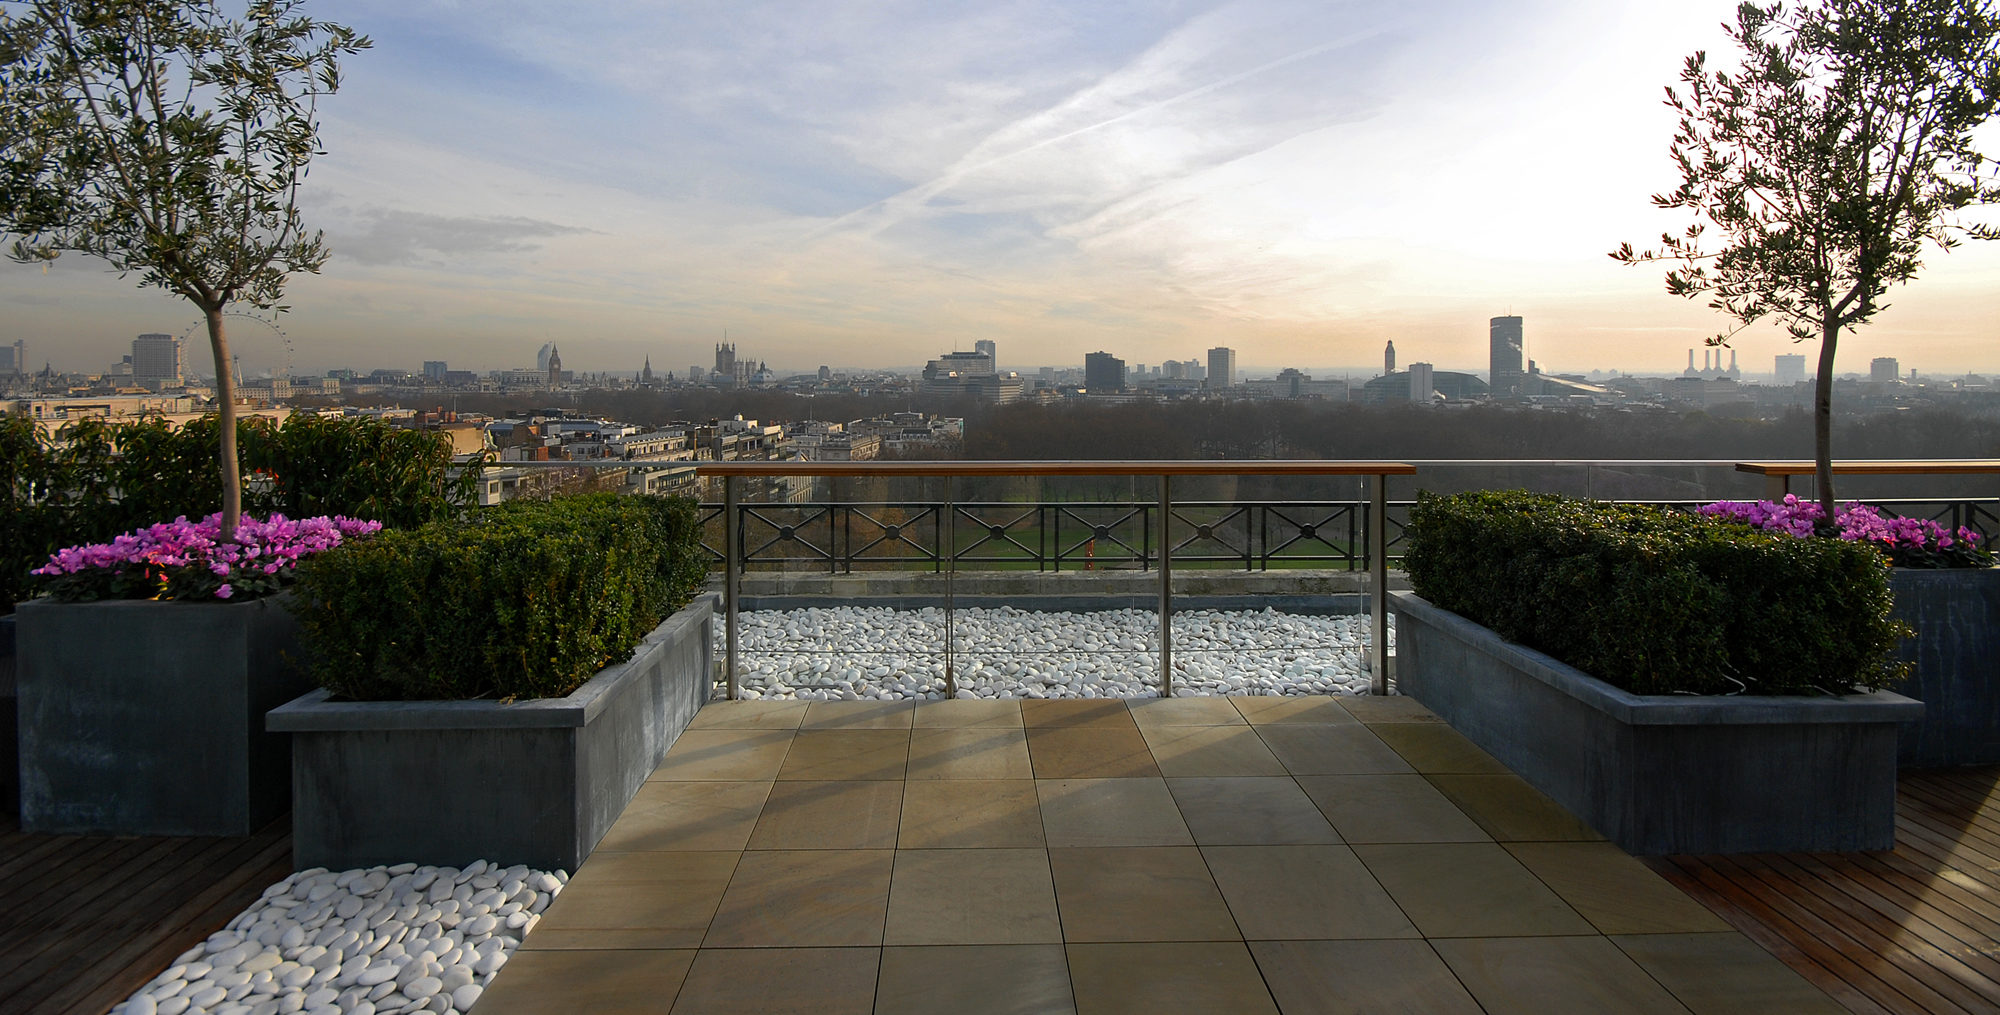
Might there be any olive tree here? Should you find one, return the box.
[1614,0,2000,517]
[0,0,367,537]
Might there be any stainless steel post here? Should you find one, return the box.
[943,475,957,699]
[1370,472,1389,695]
[1159,473,1173,698]
[725,474,740,700]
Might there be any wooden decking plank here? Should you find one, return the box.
[1897,785,2000,855]
[1844,851,2000,958]
[1659,853,1930,1014]
[37,839,292,1015]
[1707,852,1974,1015]
[1772,851,2000,1001]
[1891,814,2000,893]
[0,820,289,1015]
[1647,855,1900,1015]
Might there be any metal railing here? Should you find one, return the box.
[697,460,1415,700]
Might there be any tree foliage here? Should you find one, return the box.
[0,0,368,536]
[1614,0,2000,516]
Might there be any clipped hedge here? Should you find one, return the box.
[292,494,710,701]
[1403,490,1908,696]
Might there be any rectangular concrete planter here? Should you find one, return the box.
[1391,592,1922,855]
[269,593,716,871]
[1890,567,2000,768]
[1,614,16,815]
[16,595,311,836]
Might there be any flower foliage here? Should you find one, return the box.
[1699,495,1992,569]
[32,513,381,602]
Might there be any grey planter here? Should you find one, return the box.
[16,595,311,836]
[269,593,716,871]
[1391,592,1922,855]
[2,614,16,814]
[1891,567,2000,768]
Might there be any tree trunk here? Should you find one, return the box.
[1814,321,1840,525]
[203,305,242,540]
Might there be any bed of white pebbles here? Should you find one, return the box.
[717,605,1389,699]
[112,861,565,1015]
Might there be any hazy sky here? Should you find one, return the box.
[6,0,1999,379]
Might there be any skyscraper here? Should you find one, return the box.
[424,360,448,382]
[1384,340,1395,376]
[1774,354,1807,386]
[0,340,22,375]
[1084,351,1126,393]
[1207,347,1236,390]
[1489,317,1523,396]
[131,333,183,386]
[974,339,997,372]
[1871,357,1901,383]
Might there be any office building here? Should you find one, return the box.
[424,360,448,382]
[1774,354,1807,386]
[1871,357,1901,383]
[0,340,22,374]
[1490,316,1523,396]
[1207,347,1236,389]
[974,339,996,371]
[131,333,184,387]
[1085,351,1126,393]
[1408,362,1435,404]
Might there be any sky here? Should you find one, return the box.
[6,0,2000,380]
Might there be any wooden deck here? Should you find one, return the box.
[0,813,291,1015]
[1652,766,2000,1015]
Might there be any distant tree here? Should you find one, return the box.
[0,0,368,537]
[1613,0,2000,518]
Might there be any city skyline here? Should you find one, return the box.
[4,0,1999,376]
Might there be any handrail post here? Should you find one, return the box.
[725,474,740,700]
[1159,473,1173,698]
[943,476,958,699]
[1370,471,1389,695]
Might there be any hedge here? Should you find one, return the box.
[291,493,710,701]
[1402,490,1908,696]
[2,414,482,612]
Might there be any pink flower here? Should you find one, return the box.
[216,584,234,599]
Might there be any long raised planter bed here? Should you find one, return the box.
[1390,592,1923,855]
[16,595,311,835]
[269,593,715,871]
[1890,567,2000,768]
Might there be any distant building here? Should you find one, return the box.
[1407,362,1435,404]
[1085,351,1127,393]
[715,343,740,388]
[922,348,1018,402]
[1774,354,1807,386]
[1871,357,1901,383]
[1489,317,1523,396]
[132,333,184,388]
[1360,370,1489,404]
[1207,347,1236,389]
[423,360,448,382]
[1384,340,1396,376]
[974,339,997,370]
[545,345,563,388]
[536,343,556,373]
[0,340,23,375]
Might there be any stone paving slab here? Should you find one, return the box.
[475,695,1843,1014]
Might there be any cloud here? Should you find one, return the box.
[327,209,595,266]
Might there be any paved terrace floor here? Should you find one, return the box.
[473,696,1843,1014]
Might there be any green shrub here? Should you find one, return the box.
[1403,490,1908,695]
[291,494,710,701]
[3,413,483,612]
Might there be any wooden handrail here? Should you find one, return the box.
[1736,460,2000,499]
[1736,460,2000,477]
[696,459,1418,477]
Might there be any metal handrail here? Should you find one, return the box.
[695,461,1415,700]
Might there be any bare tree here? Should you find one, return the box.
[1614,0,2000,517]
[0,0,367,537]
